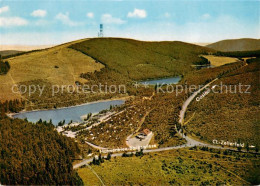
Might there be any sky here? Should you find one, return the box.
[0,0,259,45]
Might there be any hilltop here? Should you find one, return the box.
[70,38,214,81]
[207,38,260,52]
[0,38,213,109]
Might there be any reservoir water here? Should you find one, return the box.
[13,99,125,125]
[139,76,181,85]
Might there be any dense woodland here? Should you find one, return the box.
[185,59,260,147]
[0,97,83,184]
[0,55,10,75]
[192,56,210,65]
[215,50,260,58]
[70,38,214,81]
[0,50,84,184]
[0,99,25,114]
[0,114,83,185]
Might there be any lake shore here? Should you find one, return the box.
[7,96,132,118]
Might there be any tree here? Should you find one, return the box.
[98,154,104,163]
[0,60,10,74]
[154,84,158,92]
[37,118,43,123]
[237,146,242,151]
[58,121,63,126]
[135,149,144,157]
[246,143,249,152]
[5,61,10,69]
[106,153,111,160]
[92,157,97,165]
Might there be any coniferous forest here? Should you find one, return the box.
[0,108,83,184]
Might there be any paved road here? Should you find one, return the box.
[179,78,218,124]
[73,79,219,169]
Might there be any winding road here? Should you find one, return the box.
[179,78,218,124]
[73,77,251,169]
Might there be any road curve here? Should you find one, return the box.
[73,77,253,170]
[179,78,218,124]
[73,78,220,169]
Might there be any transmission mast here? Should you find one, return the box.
[98,24,103,37]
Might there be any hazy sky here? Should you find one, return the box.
[0,0,259,45]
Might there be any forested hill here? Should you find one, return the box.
[185,58,260,147]
[0,37,214,102]
[0,115,83,185]
[70,38,214,81]
[207,38,260,52]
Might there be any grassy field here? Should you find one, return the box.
[0,39,104,101]
[77,148,260,185]
[202,55,239,66]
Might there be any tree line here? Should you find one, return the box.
[215,50,260,58]
[0,55,10,75]
[0,99,25,115]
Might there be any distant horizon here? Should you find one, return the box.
[0,0,259,45]
[0,37,259,50]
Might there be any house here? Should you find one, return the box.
[143,129,151,136]
[135,129,151,141]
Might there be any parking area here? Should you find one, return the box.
[126,132,153,148]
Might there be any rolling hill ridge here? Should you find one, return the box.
[207,38,260,52]
[0,38,214,104]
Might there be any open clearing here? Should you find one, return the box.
[202,55,239,66]
[0,39,104,100]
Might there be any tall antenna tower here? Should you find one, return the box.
[98,24,103,37]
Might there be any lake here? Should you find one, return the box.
[13,99,125,125]
[139,76,181,85]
